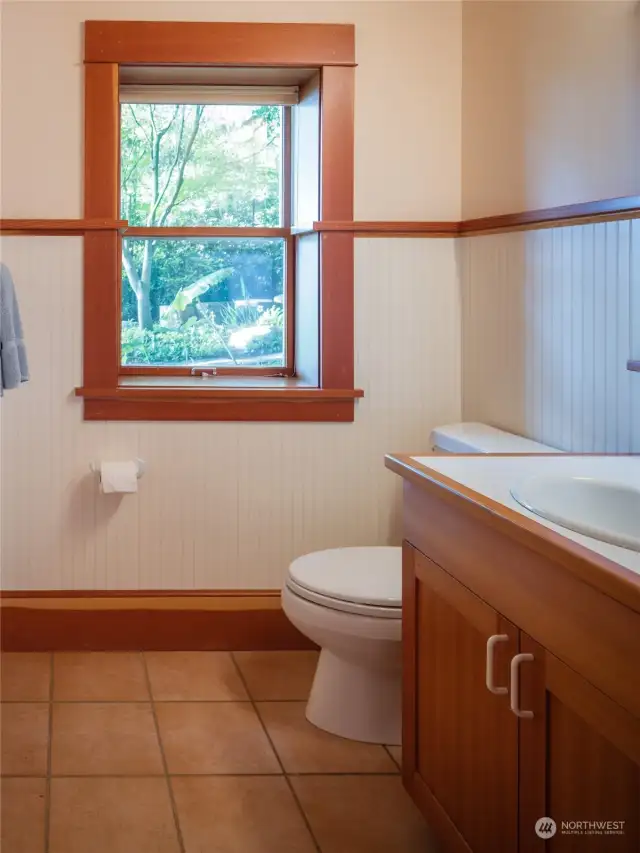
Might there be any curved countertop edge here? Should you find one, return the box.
[385,452,640,616]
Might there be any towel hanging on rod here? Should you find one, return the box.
[0,262,29,395]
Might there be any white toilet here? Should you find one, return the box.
[282,422,561,745]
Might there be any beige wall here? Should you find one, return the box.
[462,0,640,218]
[0,0,462,220]
[0,1,463,589]
[460,1,640,454]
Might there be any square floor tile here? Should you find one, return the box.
[234,651,318,700]
[292,775,436,853]
[51,702,163,775]
[145,652,248,701]
[0,703,49,775]
[49,777,180,853]
[257,702,396,774]
[172,776,317,853]
[53,652,148,701]
[386,745,402,768]
[0,777,46,852]
[1,653,51,702]
[156,702,280,775]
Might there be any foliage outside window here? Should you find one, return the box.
[120,101,287,370]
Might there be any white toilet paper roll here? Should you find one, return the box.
[99,461,139,494]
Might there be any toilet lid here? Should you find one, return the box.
[287,547,402,609]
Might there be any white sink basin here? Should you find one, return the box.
[511,475,640,553]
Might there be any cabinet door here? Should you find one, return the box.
[403,543,519,853]
[518,633,640,852]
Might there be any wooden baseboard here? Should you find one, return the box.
[0,591,315,652]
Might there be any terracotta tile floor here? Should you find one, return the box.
[0,650,435,853]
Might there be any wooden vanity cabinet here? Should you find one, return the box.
[403,543,640,853]
[518,636,640,853]
[402,546,519,853]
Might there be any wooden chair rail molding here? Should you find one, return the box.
[2,195,638,238]
[290,221,460,237]
[0,219,127,235]
[458,194,640,236]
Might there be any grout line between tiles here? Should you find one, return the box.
[230,652,323,853]
[2,769,402,779]
[140,652,187,853]
[1,697,318,704]
[44,652,54,853]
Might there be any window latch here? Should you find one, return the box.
[191,368,217,378]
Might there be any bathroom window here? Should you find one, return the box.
[119,90,293,376]
[79,21,359,421]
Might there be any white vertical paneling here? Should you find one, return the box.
[461,219,640,453]
[0,237,461,590]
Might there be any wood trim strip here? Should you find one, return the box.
[75,386,363,401]
[318,66,355,392]
[401,544,419,787]
[119,367,296,377]
[0,589,279,600]
[84,63,119,219]
[0,219,126,235]
[295,221,461,236]
[627,360,640,373]
[0,594,316,651]
[459,195,640,235]
[319,233,355,389]
[83,398,356,422]
[320,67,354,222]
[6,194,638,240]
[282,106,292,230]
[84,21,356,67]
[285,235,296,372]
[83,231,120,387]
[124,226,289,239]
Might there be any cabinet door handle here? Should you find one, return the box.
[510,653,534,718]
[485,634,509,695]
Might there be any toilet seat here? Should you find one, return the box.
[286,547,402,619]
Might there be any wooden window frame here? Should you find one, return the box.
[78,20,361,422]
[118,105,294,381]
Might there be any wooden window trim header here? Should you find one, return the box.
[84,21,356,67]
[81,20,358,422]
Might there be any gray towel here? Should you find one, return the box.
[0,263,29,394]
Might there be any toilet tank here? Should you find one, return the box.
[430,422,562,454]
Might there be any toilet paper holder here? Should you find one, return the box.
[89,458,146,479]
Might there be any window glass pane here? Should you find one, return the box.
[121,238,285,368]
[121,104,282,227]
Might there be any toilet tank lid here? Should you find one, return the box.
[430,422,562,454]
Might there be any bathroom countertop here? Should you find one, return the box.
[385,453,640,613]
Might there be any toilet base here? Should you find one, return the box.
[305,649,401,745]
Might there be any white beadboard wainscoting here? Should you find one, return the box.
[460,218,640,453]
[0,237,461,590]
